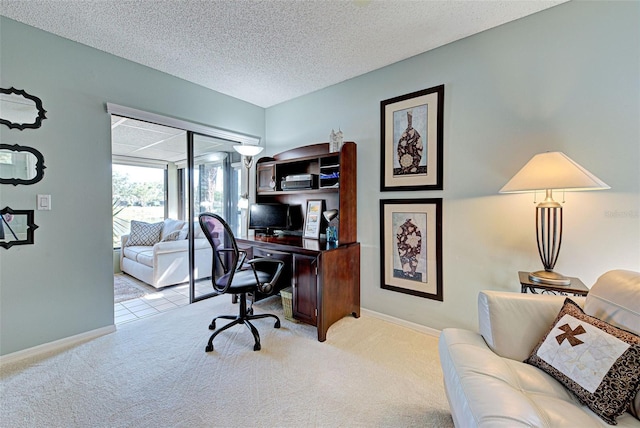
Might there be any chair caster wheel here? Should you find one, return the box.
[253,343,261,351]
[208,323,215,330]
[205,344,213,352]
[274,320,281,328]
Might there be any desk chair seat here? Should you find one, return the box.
[199,213,284,352]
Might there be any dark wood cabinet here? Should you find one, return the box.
[236,142,360,342]
[256,162,276,192]
[292,253,317,325]
[237,236,360,341]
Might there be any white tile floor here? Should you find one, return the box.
[114,278,214,325]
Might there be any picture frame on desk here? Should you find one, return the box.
[303,199,324,239]
[379,198,443,301]
[380,84,444,191]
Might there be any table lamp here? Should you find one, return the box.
[500,152,609,285]
[323,209,339,243]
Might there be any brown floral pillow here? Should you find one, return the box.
[525,298,640,425]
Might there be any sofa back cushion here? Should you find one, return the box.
[584,270,640,336]
[161,218,186,240]
[478,291,582,362]
[177,222,206,240]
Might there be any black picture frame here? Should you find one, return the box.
[0,206,39,249]
[380,85,444,191]
[380,198,443,301]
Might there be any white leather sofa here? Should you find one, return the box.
[439,270,640,427]
[120,220,212,289]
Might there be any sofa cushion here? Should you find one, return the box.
[126,220,163,246]
[122,246,155,268]
[585,270,640,336]
[478,290,584,362]
[161,230,181,242]
[177,222,205,240]
[438,328,634,427]
[161,218,185,240]
[525,298,640,425]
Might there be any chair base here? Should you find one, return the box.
[205,292,280,352]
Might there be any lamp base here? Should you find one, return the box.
[529,270,571,286]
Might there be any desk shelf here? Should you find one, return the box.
[255,142,357,245]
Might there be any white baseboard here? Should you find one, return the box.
[361,308,441,338]
[0,325,116,367]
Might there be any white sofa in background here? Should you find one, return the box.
[439,270,640,427]
[120,219,212,289]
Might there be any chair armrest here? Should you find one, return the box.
[246,257,285,294]
[120,234,129,248]
[478,291,585,361]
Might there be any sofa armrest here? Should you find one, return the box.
[120,234,129,267]
[478,291,585,362]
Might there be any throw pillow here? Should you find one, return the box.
[126,220,163,247]
[525,298,640,425]
[160,230,181,242]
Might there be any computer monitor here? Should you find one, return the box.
[249,204,290,235]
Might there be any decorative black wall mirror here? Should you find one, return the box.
[0,87,47,130]
[0,207,38,249]
[0,144,46,185]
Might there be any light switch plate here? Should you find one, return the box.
[37,194,51,210]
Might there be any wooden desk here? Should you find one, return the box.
[238,234,360,342]
[518,271,589,296]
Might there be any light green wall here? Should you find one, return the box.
[0,17,265,355]
[1,1,638,355]
[266,1,640,331]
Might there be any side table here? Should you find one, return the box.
[518,271,589,296]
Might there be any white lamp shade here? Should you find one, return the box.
[500,151,610,193]
[233,145,264,157]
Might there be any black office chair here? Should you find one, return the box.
[198,213,284,352]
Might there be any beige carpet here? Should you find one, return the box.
[0,295,453,428]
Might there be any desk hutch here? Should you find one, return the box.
[237,142,360,341]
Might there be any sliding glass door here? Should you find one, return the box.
[109,104,254,307]
[187,132,242,302]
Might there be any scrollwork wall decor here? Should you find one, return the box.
[0,144,46,185]
[0,87,47,130]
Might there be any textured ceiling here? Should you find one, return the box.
[1,0,566,108]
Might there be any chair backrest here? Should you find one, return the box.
[198,213,240,293]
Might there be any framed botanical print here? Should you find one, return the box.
[380,85,444,191]
[303,199,324,239]
[379,198,443,301]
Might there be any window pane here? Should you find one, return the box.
[112,164,166,248]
